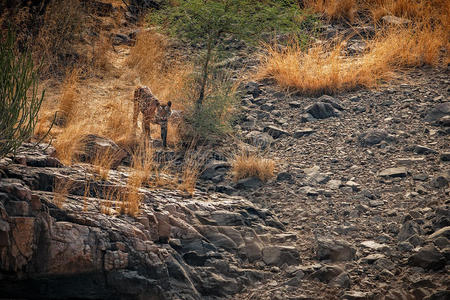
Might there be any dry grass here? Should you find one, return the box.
[178,149,204,195]
[51,121,89,165]
[53,177,73,208]
[305,0,357,22]
[91,149,117,181]
[58,69,80,124]
[305,0,450,25]
[256,22,449,95]
[232,152,275,182]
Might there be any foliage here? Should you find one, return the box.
[182,74,238,141]
[149,0,317,104]
[0,28,45,158]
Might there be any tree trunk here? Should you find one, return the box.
[197,39,213,107]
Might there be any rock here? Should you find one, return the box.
[276,172,293,182]
[288,101,302,108]
[311,265,349,288]
[378,167,408,178]
[317,95,344,111]
[235,177,263,189]
[382,15,411,26]
[360,240,388,251]
[358,130,389,146]
[430,174,449,188]
[300,113,317,122]
[398,220,423,241]
[425,102,450,122]
[305,102,339,119]
[343,291,372,300]
[424,290,450,300]
[414,145,438,155]
[78,134,127,168]
[316,239,356,262]
[245,81,262,98]
[440,152,450,162]
[429,226,450,240]
[245,131,274,149]
[396,157,425,165]
[293,128,316,138]
[262,246,301,266]
[201,160,231,180]
[326,179,342,190]
[263,125,289,139]
[408,245,446,270]
[112,33,132,46]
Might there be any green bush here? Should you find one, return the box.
[0,28,45,158]
[182,74,238,141]
[149,0,316,105]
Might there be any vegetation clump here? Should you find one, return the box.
[0,28,46,158]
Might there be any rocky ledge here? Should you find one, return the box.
[0,144,300,300]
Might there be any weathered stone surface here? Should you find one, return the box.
[200,160,231,180]
[408,245,446,270]
[245,131,274,149]
[316,239,356,262]
[263,125,289,139]
[262,245,301,266]
[378,167,408,178]
[0,144,296,299]
[425,102,450,122]
[305,102,339,119]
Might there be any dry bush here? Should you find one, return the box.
[51,121,89,165]
[91,35,112,73]
[305,0,357,22]
[53,177,73,208]
[232,152,275,182]
[33,0,85,77]
[178,149,205,195]
[91,149,116,181]
[103,100,136,150]
[257,22,448,95]
[58,69,80,124]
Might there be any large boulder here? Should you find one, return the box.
[78,134,127,168]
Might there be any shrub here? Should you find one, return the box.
[232,152,275,182]
[256,23,448,95]
[0,28,46,158]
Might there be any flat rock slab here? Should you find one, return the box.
[378,167,408,178]
[262,245,301,266]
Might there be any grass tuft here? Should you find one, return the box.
[232,152,275,182]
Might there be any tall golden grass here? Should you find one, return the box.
[305,0,450,25]
[232,152,275,182]
[257,23,448,95]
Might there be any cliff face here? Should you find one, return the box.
[0,144,299,300]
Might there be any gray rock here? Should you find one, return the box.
[358,130,389,146]
[398,220,423,241]
[429,226,450,240]
[293,128,316,138]
[276,172,293,182]
[245,81,262,98]
[408,245,446,270]
[305,102,339,119]
[414,145,438,155]
[317,95,344,111]
[430,175,449,188]
[262,246,301,266]
[300,113,317,122]
[378,167,408,178]
[263,125,289,139]
[235,177,263,189]
[440,152,450,162]
[201,160,231,180]
[311,265,349,288]
[288,101,302,108]
[425,102,450,122]
[343,291,372,300]
[245,131,274,149]
[316,239,356,262]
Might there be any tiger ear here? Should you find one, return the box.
[167,101,172,108]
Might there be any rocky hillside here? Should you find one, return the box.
[1,0,449,299]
